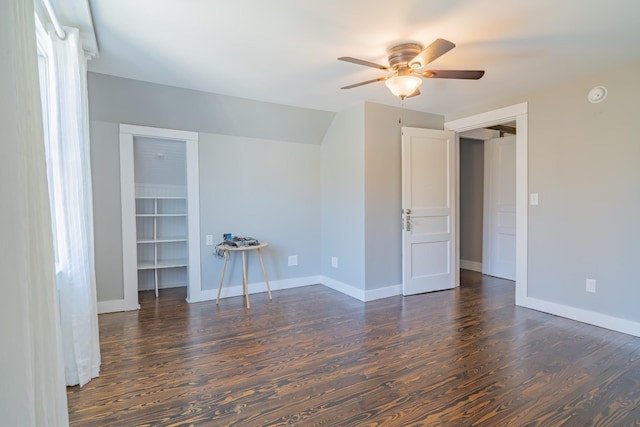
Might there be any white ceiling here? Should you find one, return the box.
[85,0,640,116]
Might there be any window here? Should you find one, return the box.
[35,15,65,271]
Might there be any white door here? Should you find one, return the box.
[402,127,456,295]
[483,135,516,280]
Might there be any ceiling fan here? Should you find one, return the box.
[339,38,485,99]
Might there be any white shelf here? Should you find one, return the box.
[137,237,188,244]
[136,213,187,217]
[138,259,188,270]
[136,196,186,199]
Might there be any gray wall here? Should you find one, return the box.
[88,74,332,302]
[318,102,444,292]
[459,138,484,264]
[88,72,335,145]
[90,121,124,300]
[448,60,640,323]
[363,102,443,289]
[88,73,445,301]
[199,134,321,289]
[320,104,366,288]
[527,62,640,321]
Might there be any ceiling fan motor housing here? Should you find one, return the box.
[387,43,423,69]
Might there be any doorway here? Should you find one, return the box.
[119,124,202,310]
[445,103,528,304]
[459,131,516,281]
[459,137,485,274]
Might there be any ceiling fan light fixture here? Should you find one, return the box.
[385,75,422,98]
[339,38,483,96]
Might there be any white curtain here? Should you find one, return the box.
[47,26,101,387]
[0,0,68,424]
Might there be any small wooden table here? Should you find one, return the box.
[216,242,271,308]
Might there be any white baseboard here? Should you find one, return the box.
[460,259,482,272]
[111,274,399,306]
[97,299,127,314]
[99,275,640,338]
[318,276,401,302]
[519,296,640,337]
[99,285,184,313]
[319,276,365,301]
[138,282,186,291]
[186,275,322,303]
[363,284,402,301]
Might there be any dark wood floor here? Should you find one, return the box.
[67,271,640,426]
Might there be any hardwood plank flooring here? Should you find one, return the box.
[67,271,640,426]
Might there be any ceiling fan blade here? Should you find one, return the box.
[338,56,389,70]
[421,70,485,80]
[341,76,388,89]
[409,38,455,69]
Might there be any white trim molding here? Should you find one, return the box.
[119,124,198,141]
[98,277,321,312]
[97,299,127,314]
[320,276,365,301]
[187,276,323,304]
[364,284,402,302]
[188,274,403,304]
[119,124,201,310]
[525,297,640,337]
[460,259,482,273]
[103,274,401,306]
[447,103,640,338]
[118,132,139,311]
[185,138,202,303]
[319,276,401,302]
[445,103,528,132]
[445,103,528,307]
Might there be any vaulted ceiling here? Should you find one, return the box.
[76,1,640,116]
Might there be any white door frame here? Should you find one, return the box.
[445,103,528,305]
[119,124,202,310]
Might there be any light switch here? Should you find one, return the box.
[529,193,539,206]
[205,235,213,246]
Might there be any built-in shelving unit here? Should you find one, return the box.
[120,124,201,311]
[135,196,188,297]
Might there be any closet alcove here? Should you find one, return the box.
[119,124,202,309]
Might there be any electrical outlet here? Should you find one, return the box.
[288,255,298,266]
[331,257,338,268]
[586,278,596,293]
[530,193,539,205]
[205,235,213,246]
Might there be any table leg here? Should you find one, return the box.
[216,250,229,305]
[242,250,250,308]
[257,247,272,301]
